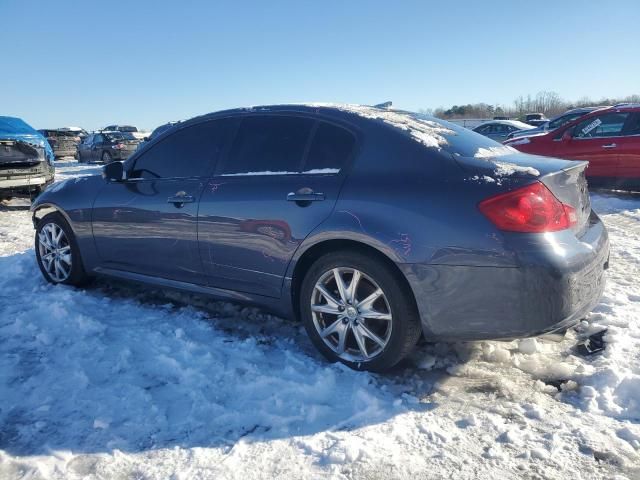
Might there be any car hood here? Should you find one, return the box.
[31,173,104,212]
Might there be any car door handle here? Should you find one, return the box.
[602,143,617,149]
[167,193,195,205]
[286,191,325,202]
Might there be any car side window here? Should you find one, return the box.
[475,125,489,134]
[574,113,629,138]
[131,119,234,179]
[84,134,94,145]
[303,122,355,173]
[221,115,314,175]
[622,113,640,136]
[94,134,104,143]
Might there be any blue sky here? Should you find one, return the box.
[2,0,638,131]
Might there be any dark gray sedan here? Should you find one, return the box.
[77,131,141,163]
[31,104,609,371]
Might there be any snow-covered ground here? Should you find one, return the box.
[1,160,639,479]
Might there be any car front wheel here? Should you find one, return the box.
[300,250,421,372]
[35,212,89,286]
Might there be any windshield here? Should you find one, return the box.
[548,112,588,130]
[106,132,137,141]
[118,126,138,132]
[0,116,39,136]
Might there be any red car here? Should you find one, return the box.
[504,104,640,189]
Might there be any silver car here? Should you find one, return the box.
[473,120,534,143]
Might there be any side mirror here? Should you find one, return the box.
[562,129,573,141]
[102,161,125,182]
[143,136,150,142]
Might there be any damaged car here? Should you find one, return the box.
[30,104,609,371]
[1,116,55,201]
[39,127,86,158]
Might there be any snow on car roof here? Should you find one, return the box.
[301,103,455,149]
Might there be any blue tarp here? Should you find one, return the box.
[0,116,54,163]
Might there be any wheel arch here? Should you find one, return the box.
[289,238,419,323]
[31,202,74,231]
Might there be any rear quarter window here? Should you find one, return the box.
[303,122,355,173]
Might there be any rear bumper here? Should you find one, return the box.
[53,148,77,157]
[401,213,610,341]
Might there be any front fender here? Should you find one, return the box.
[31,174,105,271]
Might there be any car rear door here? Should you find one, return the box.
[91,119,235,284]
[198,114,357,298]
[617,112,640,181]
[92,134,105,162]
[554,112,628,178]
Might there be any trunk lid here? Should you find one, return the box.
[539,161,591,234]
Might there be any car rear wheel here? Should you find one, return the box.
[300,250,421,372]
[35,212,89,286]
[102,151,112,163]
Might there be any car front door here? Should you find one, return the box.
[91,119,234,284]
[553,112,629,179]
[198,115,357,298]
[617,112,640,181]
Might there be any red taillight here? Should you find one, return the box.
[114,143,124,149]
[478,182,577,233]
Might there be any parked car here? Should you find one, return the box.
[31,104,609,371]
[524,113,548,126]
[505,104,640,189]
[473,120,534,143]
[77,131,141,163]
[39,128,85,158]
[103,124,147,141]
[507,107,605,140]
[1,116,55,200]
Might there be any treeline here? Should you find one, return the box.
[423,92,640,120]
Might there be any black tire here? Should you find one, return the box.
[300,250,421,372]
[101,151,112,163]
[35,212,89,286]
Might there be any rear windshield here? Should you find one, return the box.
[117,126,138,132]
[0,116,38,136]
[106,132,137,141]
[46,130,82,137]
[403,112,507,158]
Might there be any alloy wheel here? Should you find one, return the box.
[38,223,72,282]
[311,267,393,362]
